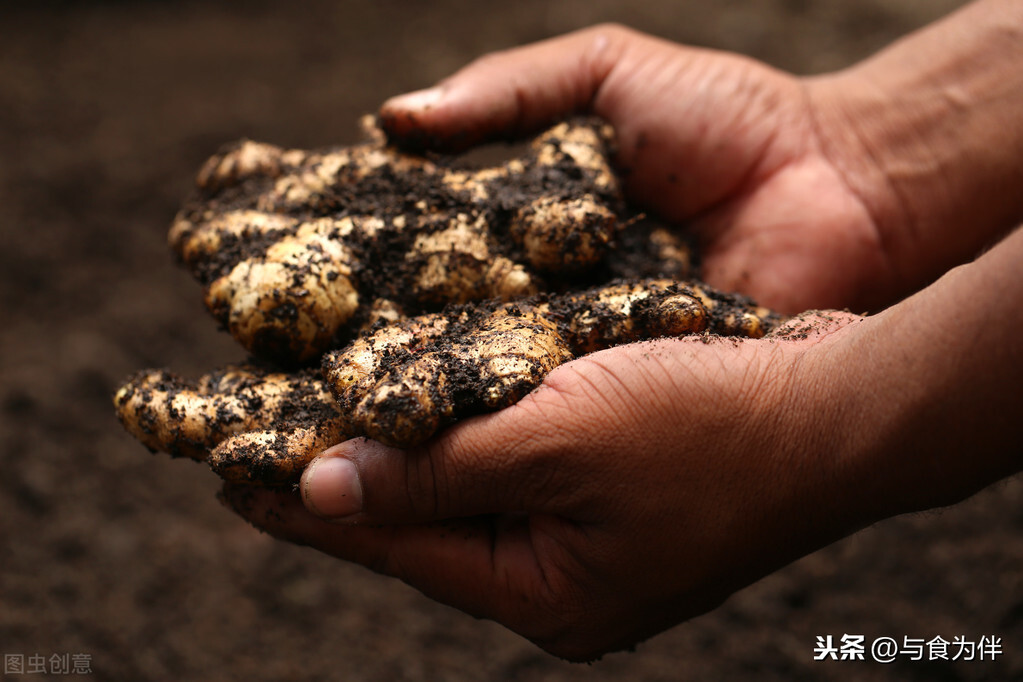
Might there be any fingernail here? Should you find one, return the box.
[384,87,444,112]
[302,456,363,519]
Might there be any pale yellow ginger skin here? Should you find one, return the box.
[684,284,774,341]
[170,210,298,262]
[119,119,762,483]
[512,196,617,271]
[169,119,622,364]
[202,217,364,360]
[406,213,536,304]
[115,278,780,484]
[114,364,344,484]
[193,140,285,193]
[324,308,574,448]
[113,366,335,460]
[322,278,775,449]
[209,417,346,485]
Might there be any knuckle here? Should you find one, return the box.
[512,368,599,447]
[538,356,610,406]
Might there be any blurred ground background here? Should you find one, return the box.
[2,0,1021,680]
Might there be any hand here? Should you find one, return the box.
[222,219,1023,660]
[378,25,898,313]
[222,6,1023,662]
[223,311,877,661]
[379,11,1023,315]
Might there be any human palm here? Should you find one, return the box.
[380,25,897,312]
[226,8,1023,663]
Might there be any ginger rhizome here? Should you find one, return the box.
[171,119,627,364]
[114,116,784,485]
[115,279,781,485]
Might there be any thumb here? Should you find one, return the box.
[377,24,785,222]
[378,24,635,151]
[299,398,577,523]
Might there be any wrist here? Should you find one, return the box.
[810,229,1023,524]
[804,0,1023,301]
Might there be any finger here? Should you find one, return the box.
[300,342,690,525]
[378,24,634,151]
[296,393,582,524]
[377,25,792,223]
[220,484,554,633]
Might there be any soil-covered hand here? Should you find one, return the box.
[378,26,884,313]
[220,5,1023,657]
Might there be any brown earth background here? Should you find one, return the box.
[2,1,1021,680]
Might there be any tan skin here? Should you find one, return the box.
[378,28,892,315]
[223,0,1023,661]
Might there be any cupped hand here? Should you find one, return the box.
[378,25,902,313]
[219,11,1023,664]
[222,310,880,661]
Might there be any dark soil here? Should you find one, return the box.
[4,1,1021,681]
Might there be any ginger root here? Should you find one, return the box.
[115,279,781,484]
[113,364,344,483]
[113,116,781,486]
[170,118,626,364]
[323,278,778,448]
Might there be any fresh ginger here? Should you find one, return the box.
[170,118,626,364]
[113,364,344,482]
[114,116,776,484]
[323,278,778,448]
[115,278,781,484]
